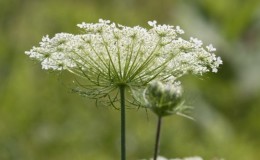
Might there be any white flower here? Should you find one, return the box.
[206,44,216,52]
[190,37,203,48]
[172,156,203,160]
[25,19,222,104]
[154,156,168,160]
[176,26,185,34]
[141,156,204,160]
[148,20,157,27]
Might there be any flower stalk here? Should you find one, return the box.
[153,116,162,160]
[119,85,126,160]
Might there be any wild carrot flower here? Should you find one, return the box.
[25,19,222,105]
[25,19,222,160]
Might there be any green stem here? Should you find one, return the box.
[153,116,162,160]
[119,85,126,160]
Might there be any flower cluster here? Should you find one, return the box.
[25,19,223,160]
[25,19,222,102]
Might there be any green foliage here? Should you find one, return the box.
[1,0,260,159]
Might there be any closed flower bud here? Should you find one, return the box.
[144,81,183,117]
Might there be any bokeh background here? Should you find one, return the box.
[1,0,260,159]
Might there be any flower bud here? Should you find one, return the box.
[144,81,183,117]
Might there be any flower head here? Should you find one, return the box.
[144,80,186,117]
[25,19,222,106]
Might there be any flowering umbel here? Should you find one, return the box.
[25,19,222,160]
[25,19,222,104]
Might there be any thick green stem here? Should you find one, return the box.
[153,116,162,160]
[119,85,126,160]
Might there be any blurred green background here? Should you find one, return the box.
[1,0,260,159]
